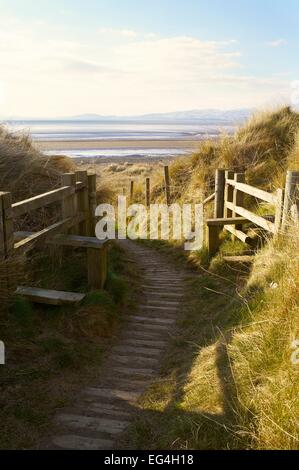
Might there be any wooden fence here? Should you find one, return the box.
[205,169,299,253]
[130,166,299,254]
[0,171,109,305]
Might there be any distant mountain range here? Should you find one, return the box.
[68,109,252,124]
[1,108,252,124]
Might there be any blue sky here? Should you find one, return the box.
[0,0,298,117]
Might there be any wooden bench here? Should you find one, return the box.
[15,287,86,305]
[15,232,110,290]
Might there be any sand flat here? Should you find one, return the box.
[37,139,200,151]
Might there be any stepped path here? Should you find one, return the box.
[46,241,188,450]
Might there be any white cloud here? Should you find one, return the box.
[0,17,290,117]
[98,27,138,38]
[266,39,288,47]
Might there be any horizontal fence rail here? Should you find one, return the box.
[204,168,299,254]
[0,170,109,294]
[225,179,278,205]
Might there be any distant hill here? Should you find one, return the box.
[68,109,252,124]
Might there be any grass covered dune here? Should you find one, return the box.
[0,107,299,450]
[121,107,299,450]
[0,125,136,449]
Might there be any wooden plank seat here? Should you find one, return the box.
[14,232,110,291]
[47,234,109,249]
[15,287,86,305]
[205,217,253,254]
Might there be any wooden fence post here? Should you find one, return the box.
[0,192,15,290]
[214,169,225,218]
[130,180,134,203]
[282,171,299,227]
[224,170,234,218]
[0,193,5,260]
[62,173,76,234]
[145,177,151,208]
[75,170,89,236]
[274,188,284,235]
[164,166,171,206]
[87,173,97,237]
[87,245,108,290]
[232,172,245,240]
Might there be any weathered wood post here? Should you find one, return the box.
[0,193,5,261]
[232,172,245,240]
[224,170,234,218]
[130,180,134,203]
[0,192,15,290]
[62,173,76,234]
[145,177,151,208]
[87,244,108,291]
[205,221,221,255]
[87,173,97,237]
[214,169,225,218]
[274,188,284,234]
[75,170,89,236]
[282,171,299,227]
[164,165,171,206]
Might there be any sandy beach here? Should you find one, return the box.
[38,138,200,151]
[38,137,201,194]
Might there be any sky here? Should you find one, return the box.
[0,0,298,118]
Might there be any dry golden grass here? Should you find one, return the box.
[0,126,74,202]
[121,108,299,450]
[148,107,299,205]
[0,125,74,308]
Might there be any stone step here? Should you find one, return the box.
[52,434,113,450]
[56,413,129,435]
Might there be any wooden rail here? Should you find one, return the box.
[126,166,298,255]
[205,169,299,254]
[0,170,108,299]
